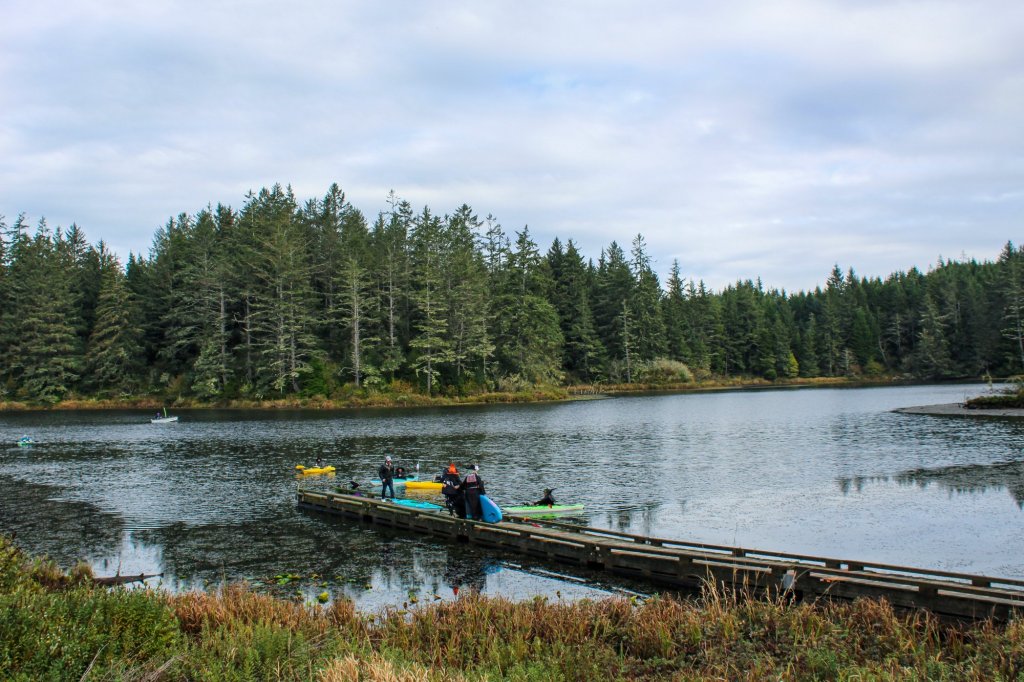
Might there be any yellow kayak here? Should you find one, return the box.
[295,465,336,475]
[404,480,443,491]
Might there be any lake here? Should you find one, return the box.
[2,382,1021,609]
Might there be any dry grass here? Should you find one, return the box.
[2,534,1024,681]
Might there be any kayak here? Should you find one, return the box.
[16,437,34,447]
[296,465,336,475]
[370,475,418,486]
[503,503,585,516]
[404,480,443,491]
[391,498,443,511]
[479,495,502,523]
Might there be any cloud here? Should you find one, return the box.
[2,0,1023,290]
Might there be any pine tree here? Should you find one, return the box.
[444,205,493,387]
[408,206,453,394]
[629,235,667,362]
[911,293,953,379]
[371,194,412,382]
[492,227,563,385]
[7,220,82,401]
[999,242,1024,371]
[593,242,634,378]
[548,239,603,382]
[662,261,690,363]
[84,246,142,394]
[244,185,321,395]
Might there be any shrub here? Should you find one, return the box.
[637,358,694,384]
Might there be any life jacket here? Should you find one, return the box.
[463,472,481,490]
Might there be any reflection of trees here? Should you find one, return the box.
[606,500,664,535]
[837,460,1024,508]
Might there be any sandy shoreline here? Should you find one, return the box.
[894,403,1024,417]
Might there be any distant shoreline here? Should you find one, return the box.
[894,403,1024,418]
[0,376,1000,413]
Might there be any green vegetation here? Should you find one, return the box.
[1,535,1022,680]
[966,377,1024,409]
[3,187,1024,405]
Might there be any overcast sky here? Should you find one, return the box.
[2,1,1022,292]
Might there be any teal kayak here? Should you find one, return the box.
[504,503,585,516]
[391,498,443,511]
[371,475,418,486]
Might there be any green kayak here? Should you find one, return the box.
[504,503,585,516]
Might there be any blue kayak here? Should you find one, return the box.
[480,495,502,523]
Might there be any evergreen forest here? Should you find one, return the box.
[2,182,1023,404]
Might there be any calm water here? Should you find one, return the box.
[2,383,1022,609]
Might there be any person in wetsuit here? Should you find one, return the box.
[461,464,485,520]
[440,463,465,517]
[533,488,556,507]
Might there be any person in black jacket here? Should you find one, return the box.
[440,463,465,517]
[378,455,395,499]
[533,488,556,507]
[461,464,485,520]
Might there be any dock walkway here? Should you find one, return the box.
[297,489,1024,621]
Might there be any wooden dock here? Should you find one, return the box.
[297,489,1024,621]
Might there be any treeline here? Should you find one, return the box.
[1,182,1023,403]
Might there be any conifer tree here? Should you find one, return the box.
[629,235,667,362]
[408,206,452,394]
[548,239,603,381]
[492,227,563,384]
[662,261,690,363]
[998,242,1024,371]
[8,221,82,401]
[911,292,953,379]
[244,185,320,395]
[593,242,634,378]
[444,205,493,387]
[371,194,412,382]
[84,246,141,393]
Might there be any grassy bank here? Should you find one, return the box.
[1,535,1021,681]
[0,375,908,413]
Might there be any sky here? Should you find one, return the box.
[1,0,1022,293]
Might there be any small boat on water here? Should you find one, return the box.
[16,436,35,447]
[404,480,443,491]
[503,503,585,516]
[150,408,178,424]
[295,465,336,475]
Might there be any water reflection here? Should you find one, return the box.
[838,459,1024,507]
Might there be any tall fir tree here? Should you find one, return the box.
[84,246,142,394]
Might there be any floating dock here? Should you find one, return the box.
[297,489,1024,621]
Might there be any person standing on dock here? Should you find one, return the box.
[462,464,485,520]
[379,455,395,499]
[440,463,465,518]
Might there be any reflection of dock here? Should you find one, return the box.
[297,490,1024,621]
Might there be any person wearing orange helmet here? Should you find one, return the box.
[440,463,465,517]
